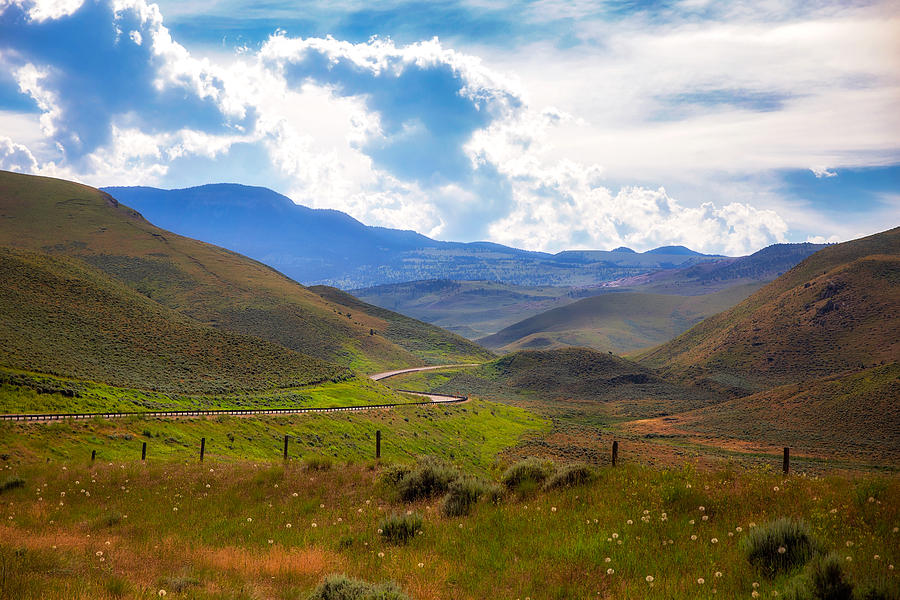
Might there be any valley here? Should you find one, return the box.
[0,171,897,599]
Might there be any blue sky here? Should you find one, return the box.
[0,0,897,254]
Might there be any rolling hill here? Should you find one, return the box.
[638,226,900,395]
[0,248,346,395]
[0,170,492,373]
[102,183,724,288]
[390,347,723,421]
[354,243,826,342]
[308,285,495,365]
[478,283,764,354]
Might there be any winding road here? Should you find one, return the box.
[0,364,474,422]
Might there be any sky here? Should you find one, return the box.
[0,0,898,255]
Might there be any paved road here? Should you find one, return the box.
[1,365,476,422]
[369,364,479,381]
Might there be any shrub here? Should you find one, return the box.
[501,458,554,494]
[395,457,458,502]
[160,576,200,593]
[306,574,409,600]
[784,554,855,600]
[441,477,486,517]
[744,518,821,576]
[485,483,505,505]
[544,463,596,490]
[380,463,413,487]
[378,512,423,545]
[0,476,24,494]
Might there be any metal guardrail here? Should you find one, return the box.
[0,391,468,422]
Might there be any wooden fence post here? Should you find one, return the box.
[783,447,790,474]
[376,430,381,459]
[612,440,618,467]
[200,437,206,462]
[141,442,147,461]
[91,449,96,462]
[283,435,289,460]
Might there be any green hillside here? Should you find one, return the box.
[0,170,484,372]
[391,347,722,421]
[309,285,495,365]
[638,227,900,395]
[0,247,346,396]
[478,283,763,354]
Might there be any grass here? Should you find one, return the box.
[0,367,424,415]
[0,457,895,599]
[0,398,546,470]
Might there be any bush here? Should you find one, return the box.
[378,512,423,545]
[0,476,24,493]
[784,554,855,600]
[544,463,596,490]
[744,518,821,576]
[379,463,413,487]
[395,457,459,502]
[307,574,409,600]
[485,483,504,505]
[501,458,554,494]
[305,456,333,471]
[441,477,486,517]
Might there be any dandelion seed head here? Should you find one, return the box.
[645,575,654,582]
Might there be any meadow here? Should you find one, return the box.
[0,454,896,599]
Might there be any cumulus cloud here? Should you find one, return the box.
[0,0,894,255]
[0,136,38,171]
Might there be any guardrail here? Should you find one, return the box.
[0,390,468,422]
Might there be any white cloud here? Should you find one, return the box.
[0,136,38,171]
[810,166,837,178]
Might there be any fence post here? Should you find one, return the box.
[91,449,96,462]
[376,430,381,459]
[200,437,206,462]
[141,442,147,461]
[283,435,289,460]
[783,447,789,474]
[612,440,618,467]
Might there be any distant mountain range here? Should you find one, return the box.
[354,241,827,343]
[102,184,724,288]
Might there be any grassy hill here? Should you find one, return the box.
[0,248,348,396]
[478,283,763,354]
[308,286,495,365]
[627,363,900,463]
[390,348,723,422]
[0,170,489,372]
[638,227,900,395]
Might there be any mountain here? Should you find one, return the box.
[0,171,492,373]
[353,280,581,339]
[638,227,900,396]
[354,243,826,342]
[478,282,764,354]
[102,184,724,288]
[644,245,704,256]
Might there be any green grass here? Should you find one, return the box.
[0,398,546,470]
[0,367,426,415]
[0,457,895,599]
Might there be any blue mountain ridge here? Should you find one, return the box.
[102,183,727,288]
